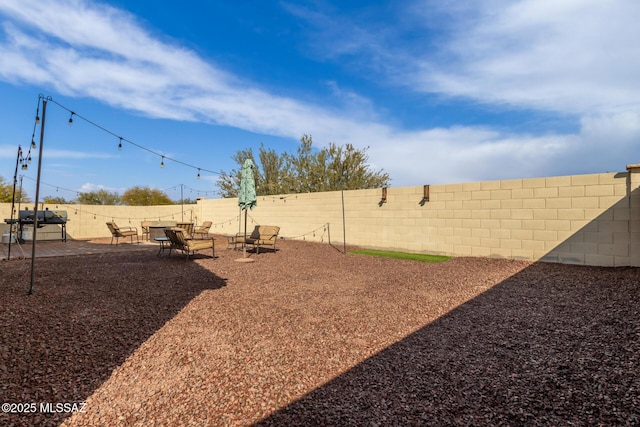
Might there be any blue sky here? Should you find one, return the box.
[1,0,639,202]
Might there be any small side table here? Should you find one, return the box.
[226,235,238,250]
[154,237,171,257]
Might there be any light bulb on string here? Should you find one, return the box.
[27,96,225,191]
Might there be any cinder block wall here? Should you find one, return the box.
[197,168,639,266]
[0,204,200,241]
[2,165,639,266]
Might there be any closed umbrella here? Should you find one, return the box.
[238,159,257,259]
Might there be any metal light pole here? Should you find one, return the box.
[29,96,47,295]
[340,165,347,255]
[180,183,184,222]
[18,175,24,212]
[6,146,22,261]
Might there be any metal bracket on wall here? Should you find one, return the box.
[378,187,387,207]
[419,184,430,206]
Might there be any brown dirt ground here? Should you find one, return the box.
[1,237,639,426]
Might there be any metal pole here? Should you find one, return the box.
[340,162,347,254]
[18,175,24,212]
[341,188,346,254]
[243,209,248,258]
[180,184,184,222]
[29,97,47,295]
[6,146,22,260]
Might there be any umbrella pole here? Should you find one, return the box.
[243,209,247,258]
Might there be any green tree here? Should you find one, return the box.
[77,189,121,205]
[121,186,173,206]
[216,135,390,197]
[324,142,389,190]
[216,147,259,198]
[259,144,293,195]
[43,196,73,204]
[179,197,199,204]
[0,176,30,204]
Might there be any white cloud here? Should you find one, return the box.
[408,0,640,115]
[0,144,22,159]
[277,0,640,182]
[43,149,116,159]
[356,127,577,185]
[77,182,117,193]
[1,0,638,189]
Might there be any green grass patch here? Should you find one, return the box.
[349,249,451,263]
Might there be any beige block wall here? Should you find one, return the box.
[0,203,200,241]
[196,169,638,267]
[2,166,639,266]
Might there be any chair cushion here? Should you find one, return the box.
[186,239,213,251]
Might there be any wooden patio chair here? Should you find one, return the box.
[193,221,212,239]
[106,221,139,245]
[176,222,195,239]
[164,227,215,260]
[235,225,280,254]
[140,220,153,241]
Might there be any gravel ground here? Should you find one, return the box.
[1,237,639,426]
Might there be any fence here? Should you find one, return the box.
[2,164,639,266]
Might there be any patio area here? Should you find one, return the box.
[1,237,639,426]
[1,237,155,260]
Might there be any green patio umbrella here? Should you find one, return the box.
[238,159,257,259]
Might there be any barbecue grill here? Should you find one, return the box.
[4,209,68,242]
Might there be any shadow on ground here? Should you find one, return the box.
[0,250,226,427]
[1,238,157,260]
[257,262,640,426]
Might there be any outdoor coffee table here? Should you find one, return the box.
[154,237,171,257]
[226,235,240,250]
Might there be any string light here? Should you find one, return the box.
[160,156,165,168]
[25,98,40,170]
[197,168,201,180]
[68,112,74,125]
[42,97,220,179]
[35,103,41,124]
[162,184,217,197]
[20,104,39,173]
[23,175,219,200]
[19,146,28,170]
[288,223,330,241]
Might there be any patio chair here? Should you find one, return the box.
[164,227,215,260]
[106,222,139,245]
[140,220,153,241]
[235,225,280,254]
[176,222,195,239]
[193,221,212,239]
